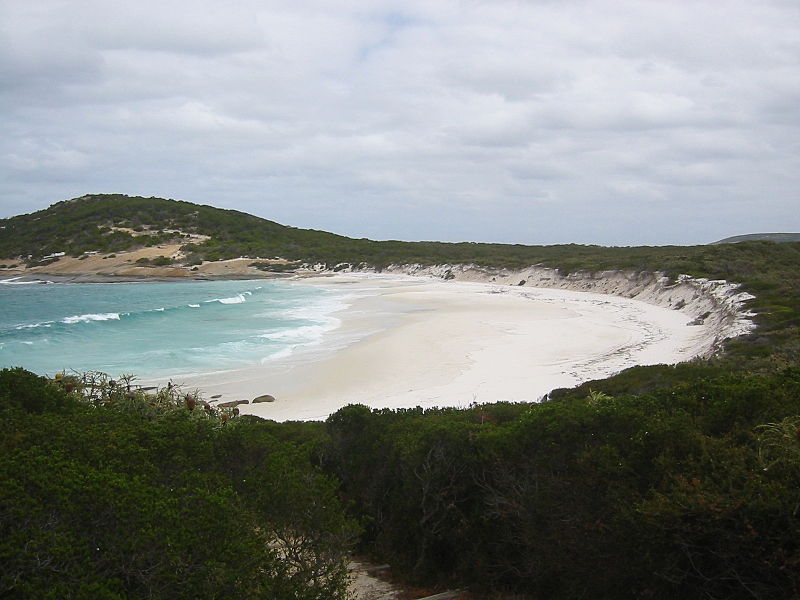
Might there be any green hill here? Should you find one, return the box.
[0,193,350,265]
[712,232,800,244]
[2,193,799,278]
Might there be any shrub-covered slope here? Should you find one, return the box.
[712,232,800,244]
[323,367,800,599]
[0,193,349,263]
[3,194,799,277]
[0,368,356,600]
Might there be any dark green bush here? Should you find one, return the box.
[0,369,355,600]
[0,367,73,414]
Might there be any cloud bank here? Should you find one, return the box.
[1,0,798,245]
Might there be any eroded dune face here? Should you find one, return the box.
[370,263,756,356]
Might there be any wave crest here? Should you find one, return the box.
[205,294,247,305]
[16,321,53,330]
[62,312,121,324]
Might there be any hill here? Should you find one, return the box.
[1,193,798,276]
[711,232,800,244]
[0,193,350,267]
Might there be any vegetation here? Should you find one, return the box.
[3,195,797,277]
[2,194,800,598]
[4,364,796,599]
[250,261,304,273]
[0,369,356,600]
[135,255,173,266]
[323,369,800,599]
[712,232,800,244]
[0,194,345,263]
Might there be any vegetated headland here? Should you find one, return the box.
[1,193,799,599]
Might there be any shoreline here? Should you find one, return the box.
[149,273,718,421]
[0,271,287,285]
[3,264,756,422]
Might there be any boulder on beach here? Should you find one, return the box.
[217,399,249,408]
[252,394,276,403]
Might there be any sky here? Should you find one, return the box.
[0,0,798,246]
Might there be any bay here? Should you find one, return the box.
[0,278,350,379]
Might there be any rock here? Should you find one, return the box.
[252,394,276,403]
[217,399,249,408]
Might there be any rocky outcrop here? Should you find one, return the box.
[331,263,756,359]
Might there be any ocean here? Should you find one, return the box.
[0,278,352,380]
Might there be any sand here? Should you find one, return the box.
[2,245,285,280]
[156,274,710,422]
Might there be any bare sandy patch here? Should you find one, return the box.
[9,248,278,279]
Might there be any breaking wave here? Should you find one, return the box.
[0,279,350,378]
[203,290,254,305]
[0,277,54,285]
[62,312,121,324]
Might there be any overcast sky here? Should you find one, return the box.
[1,0,798,246]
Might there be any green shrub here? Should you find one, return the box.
[0,368,73,414]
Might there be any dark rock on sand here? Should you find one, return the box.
[252,394,276,403]
[217,399,249,408]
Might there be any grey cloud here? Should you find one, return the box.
[0,0,798,246]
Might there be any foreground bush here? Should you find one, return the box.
[0,369,356,600]
[325,369,800,599]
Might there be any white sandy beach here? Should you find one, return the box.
[160,274,711,421]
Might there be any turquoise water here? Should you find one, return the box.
[0,278,350,379]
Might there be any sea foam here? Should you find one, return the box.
[0,279,350,379]
[0,277,54,285]
[16,321,53,329]
[62,312,121,324]
[260,323,339,343]
[205,294,248,304]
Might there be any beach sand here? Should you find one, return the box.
[158,274,709,421]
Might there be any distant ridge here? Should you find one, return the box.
[3,194,800,277]
[711,232,800,245]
